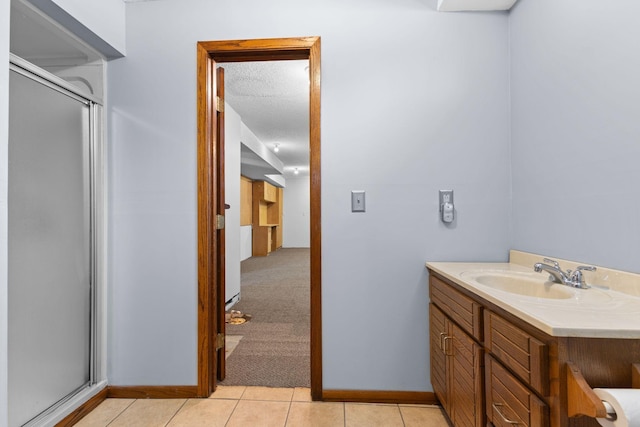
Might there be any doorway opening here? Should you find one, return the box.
[196,37,322,399]
[221,59,311,388]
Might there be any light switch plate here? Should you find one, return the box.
[351,191,365,212]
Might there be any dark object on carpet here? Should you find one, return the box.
[226,310,252,325]
[220,248,310,388]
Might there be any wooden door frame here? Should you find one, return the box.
[196,37,322,399]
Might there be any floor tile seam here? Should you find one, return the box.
[396,403,407,427]
[283,400,293,427]
[163,398,189,427]
[239,397,294,403]
[237,386,247,399]
[398,403,441,408]
[222,398,242,427]
[345,402,400,407]
[104,398,137,426]
[209,396,244,401]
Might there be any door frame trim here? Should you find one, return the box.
[196,36,322,399]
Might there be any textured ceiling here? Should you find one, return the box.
[222,60,310,179]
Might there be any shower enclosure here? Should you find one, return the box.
[8,57,99,426]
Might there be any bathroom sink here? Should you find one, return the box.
[460,270,574,299]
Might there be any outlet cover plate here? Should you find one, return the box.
[439,190,454,209]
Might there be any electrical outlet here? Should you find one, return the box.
[439,190,454,207]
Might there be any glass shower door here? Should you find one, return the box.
[8,67,93,426]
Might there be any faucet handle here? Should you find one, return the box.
[543,258,561,269]
[569,265,597,288]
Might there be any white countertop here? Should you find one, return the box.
[426,260,640,339]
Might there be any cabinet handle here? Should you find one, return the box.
[439,332,447,352]
[442,336,453,356]
[492,403,519,425]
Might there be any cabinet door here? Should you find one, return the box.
[451,322,484,427]
[486,355,548,427]
[430,304,449,414]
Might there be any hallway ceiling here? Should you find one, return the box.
[222,60,310,179]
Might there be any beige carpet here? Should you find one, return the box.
[221,248,310,387]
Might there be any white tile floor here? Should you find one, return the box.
[75,386,449,427]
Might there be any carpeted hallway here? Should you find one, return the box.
[221,248,310,388]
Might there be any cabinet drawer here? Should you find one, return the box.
[486,355,548,427]
[430,274,482,341]
[485,311,548,396]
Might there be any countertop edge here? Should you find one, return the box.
[426,261,640,339]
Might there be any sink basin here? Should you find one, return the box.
[460,270,575,299]
[474,274,574,299]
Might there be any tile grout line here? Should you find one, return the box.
[163,398,189,427]
[283,400,293,427]
[223,398,241,427]
[396,404,407,427]
[343,402,346,427]
[105,398,137,427]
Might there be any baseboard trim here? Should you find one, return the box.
[107,385,200,399]
[55,387,108,427]
[321,389,438,405]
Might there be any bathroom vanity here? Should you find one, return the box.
[427,251,640,427]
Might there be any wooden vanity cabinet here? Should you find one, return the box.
[429,276,485,427]
[429,270,640,427]
[484,310,550,427]
[486,354,547,427]
[484,310,549,397]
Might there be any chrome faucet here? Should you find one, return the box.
[533,258,597,289]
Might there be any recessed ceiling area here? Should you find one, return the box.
[222,60,310,184]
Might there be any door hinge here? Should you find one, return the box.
[216,214,225,230]
[216,333,225,351]
[216,96,225,113]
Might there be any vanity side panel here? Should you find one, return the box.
[562,337,640,389]
[558,337,640,427]
[565,338,640,426]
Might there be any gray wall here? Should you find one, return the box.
[1,0,10,420]
[5,0,639,400]
[45,0,126,54]
[107,0,511,390]
[510,0,640,273]
[225,103,242,304]
[283,176,310,248]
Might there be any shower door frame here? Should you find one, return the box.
[8,53,107,426]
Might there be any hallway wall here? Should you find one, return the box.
[283,176,310,248]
